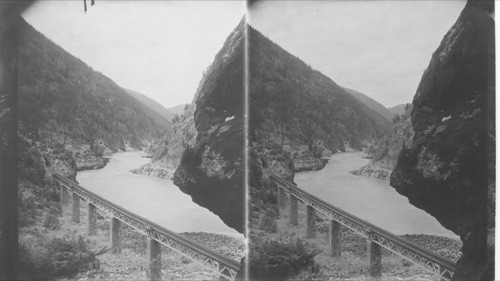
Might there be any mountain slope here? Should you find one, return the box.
[342,87,393,128]
[390,2,494,279]
[248,24,387,166]
[15,17,171,246]
[167,104,188,118]
[388,104,408,116]
[122,88,173,131]
[248,25,389,229]
[17,18,168,178]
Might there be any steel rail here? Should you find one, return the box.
[54,173,240,280]
[270,175,456,280]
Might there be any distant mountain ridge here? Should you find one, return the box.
[342,87,393,129]
[167,104,188,118]
[388,104,409,116]
[122,88,173,131]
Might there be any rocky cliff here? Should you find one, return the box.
[131,103,196,179]
[351,105,413,180]
[390,1,494,279]
[171,19,246,234]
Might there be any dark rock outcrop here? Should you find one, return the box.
[173,19,246,233]
[390,2,494,279]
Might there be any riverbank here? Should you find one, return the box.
[18,198,244,280]
[130,160,175,180]
[251,200,461,280]
[349,162,393,181]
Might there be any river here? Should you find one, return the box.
[76,151,243,239]
[295,152,458,239]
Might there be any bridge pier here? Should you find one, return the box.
[88,203,97,236]
[329,220,341,257]
[148,239,162,281]
[368,241,382,279]
[306,205,316,238]
[288,194,298,226]
[277,187,286,208]
[60,184,69,206]
[111,218,122,254]
[71,192,80,223]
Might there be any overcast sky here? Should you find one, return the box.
[22,1,245,108]
[249,0,466,108]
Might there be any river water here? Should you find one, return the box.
[295,152,458,239]
[76,151,243,239]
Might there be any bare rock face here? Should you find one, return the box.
[351,105,413,180]
[132,104,197,179]
[390,2,494,279]
[173,19,246,233]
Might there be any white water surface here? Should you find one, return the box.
[77,151,244,239]
[295,152,459,239]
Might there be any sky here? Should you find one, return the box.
[249,0,467,108]
[22,0,245,108]
[22,1,468,109]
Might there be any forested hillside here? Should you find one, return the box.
[249,26,386,155]
[342,87,393,129]
[248,25,391,279]
[388,104,409,116]
[18,19,168,153]
[16,18,169,227]
[248,24,388,189]
[123,88,173,130]
[167,104,189,119]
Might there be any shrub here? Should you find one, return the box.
[47,235,106,278]
[259,208,278,233]
[249,235,321,280]
[42,205,61,230]
[392,114,401,124]
[19,234,108,280]
[292,268,326,280]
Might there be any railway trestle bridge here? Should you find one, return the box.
[54,174,241,281]
[270,175,456,281]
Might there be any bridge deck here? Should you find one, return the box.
[270,175,456,280]
[54,174,241,280]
